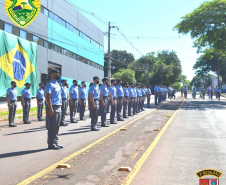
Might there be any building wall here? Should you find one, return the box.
[0,0,104,85]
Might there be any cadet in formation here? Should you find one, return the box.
[60,79,68,126]
[22,83,32,124]
[109,79,117,124]
[79,81,87,120]
[116,79,125,121]
[45,69,63,150]
[69,80,78,123]
[36,83,44,121]
[100,77,109,127]
[6,81,18,127]
[123,82,129,118]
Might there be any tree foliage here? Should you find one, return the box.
[104,50,135,77]
[190,74,212,89]
[112,69,136,83]
[174,0,226,52]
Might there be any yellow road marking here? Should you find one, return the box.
[122,99,185,185]
[18,100,173,185]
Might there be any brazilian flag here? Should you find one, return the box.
[0,30,37,97]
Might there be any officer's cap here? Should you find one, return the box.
[51,69,60,74]
[102,77,109,82]
[24,83,31,86]
[111,79,116,83]
[73,80,78,83]
[39,83,44,86]
[129,83,133,85]
[81,81,85,84]
[61,79,66,82]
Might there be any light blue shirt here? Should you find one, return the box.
[22,88,32,99]
[123,87,129,96]
[154,86,158,93]
[109,85,117,98]
[61,85,68,99]
[146,88,151,95]
[183,87,187,92]
[100,84,109,96]
[36,88,44,99]
[90,84,99,99]
[128,87,135,97]
[207,87,210,91]
[116,85,124,97]
[142,89,146,95]
[157,87,160,93]
[200,87,203,91]
[44,83,49,94]
[79,87,87,99]
[46,79,62,105]
[136,88,140,97]
[69,85,78,99]
[133,88,137,97]
[7,87,17,101]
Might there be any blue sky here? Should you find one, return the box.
[69,0,206,81]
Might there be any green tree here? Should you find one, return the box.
[112,69,136,83]
[190,74,212,89]
[174,0,226,53]
[104,50,135,77]
[20,2,27,9]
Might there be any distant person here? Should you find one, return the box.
[36,83,44,121]
[183,86,187,99]
[181,87,184,97]
[22,83,32,124]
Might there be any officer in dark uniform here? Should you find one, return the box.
[109,79,117,124]
[90,76,100,131]
[69,80,78,123]
[44,78,51,129]
[60,79,68,126]
[36,83,44,121]
[22,83,32,124]
[123,82,129,118]
[45,69,63,150]
[128,83,134,116]
[6,81,18,127]
[79,81,87,120]
[100,77,109,127]
[116,80,125,121]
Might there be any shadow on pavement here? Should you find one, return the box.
[4,126,46,136]
[181,100,226,110]
[0,148,48,158]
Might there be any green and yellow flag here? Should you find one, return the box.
[0,30,37,97]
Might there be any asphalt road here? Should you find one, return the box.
[1,94,226,185]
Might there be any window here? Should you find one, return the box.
[4,23,12,33]
[12,26,20,36]
[27,33,33,41]
[99,45,104,51]
[53,44,59,53]
[53,14,59,23]
[58,18,65,27]
[59,47,62,54]
[41,6,44,13]
[20,29,27,39]
[0,20,3,30]
[33,35,39,43]
[48,11,53,19]
[44,8,49,16]
[38,38,43,46]
[48,42,53,50]
[72,53,77,59]
[44,40,48,48]
[66,22,70,30]
[73,28,79,35]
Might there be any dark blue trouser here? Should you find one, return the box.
[79,99,86,120]
[147,96,151,108]
[70,99,78,122]
[123,96,128,118]
[155,95,158,105]
[23,98,31,123]
[117,97,123,120]
[133,98,137,115]
[9,100,17,125]
[37,99,43,119]
[110,98,117,123]
[128,97,134,116]
[101,96,108,125]
[91,99,99,129]
[48,105,61,146]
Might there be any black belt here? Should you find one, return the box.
[113,98,117,100]
[10,100,16,102]
[24,98,31,100]
[103,96,108,97]
[38,99,43,101]
[94,99,99,101]
[62,98,67,100]
[125,96,128,97]
[52,105,61,107]
[72,99,78,100]
[81,98,86,100]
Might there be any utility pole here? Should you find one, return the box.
[146,63,149,85]
[218,57,220,89]
[107,22,111,79]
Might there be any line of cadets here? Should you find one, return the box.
[6,69,172,149]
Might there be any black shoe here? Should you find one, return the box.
[24,122,31,124]
[101,123,109,127]
[56,144,63,149]
[142,109,145,111]
[48,145,60,150]
[71,120,78,123]
[60,123,68,126]
[65,113,69,115]
[40,118,44,121]
[80,118,86,121]
[91,127,100,131]
[9,124,17,127]
[38,119,42,121]
[110,122,117,124]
